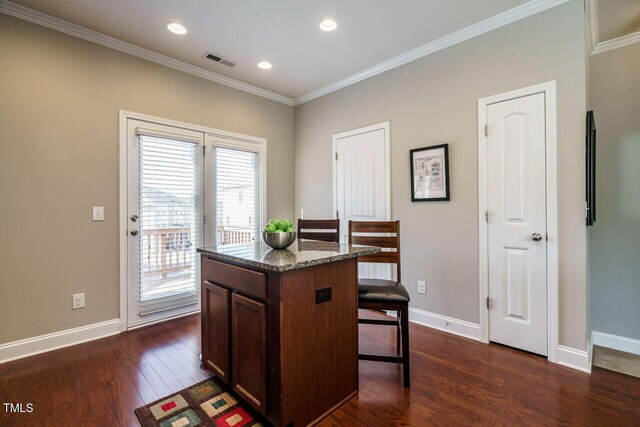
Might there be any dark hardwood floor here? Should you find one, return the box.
[1,312,639,426]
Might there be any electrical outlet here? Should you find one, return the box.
[417,280,426,295]
[73,293,85,309]
[92,206,104,221]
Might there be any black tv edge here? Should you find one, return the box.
[586,110,596,226]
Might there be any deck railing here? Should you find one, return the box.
[217,226,254,245]
[141,225,254,278]
[142,226,192,278]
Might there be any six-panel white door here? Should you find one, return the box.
[486,93,548,356]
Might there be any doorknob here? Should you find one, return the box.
[531,232,543,242]
[130,214,139,222]
[130,229,139,236]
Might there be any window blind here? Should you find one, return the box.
[214,147,260,246]
[138,134,200,315]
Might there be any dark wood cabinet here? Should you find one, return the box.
[201,281,230,383]
[231,293,267,414]
[200,251,361,427]
[201,260,268,415]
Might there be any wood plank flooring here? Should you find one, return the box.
[1,313,639,426]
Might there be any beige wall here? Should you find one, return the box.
[589,42,640,340]
[295,0,588,349]
[0,15,294,344]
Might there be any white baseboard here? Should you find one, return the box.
[0,319,121,364]
[126,309,200,331]
[407,308,591,374]
[592,331,640,356]
[408,307,481,341]
[558,345,591,373]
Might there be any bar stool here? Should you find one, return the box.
[349,220,410,387]
[297,219,340,243]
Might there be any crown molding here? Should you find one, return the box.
[586,0,640,55]
[586,0,599,53]
[1,0,584,106]
[293,0,571,105]
[592,30,640,54]
[0,0,294,106]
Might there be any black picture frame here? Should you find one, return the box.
[410,143,450,202]
[586,110,596,226]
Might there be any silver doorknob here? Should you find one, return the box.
[130,229,139,236]
[130,214,139,222]
[531,232,543,242]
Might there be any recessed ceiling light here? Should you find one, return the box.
[319,19,338,32]
[166,22,187,35]
[257,61,272,70]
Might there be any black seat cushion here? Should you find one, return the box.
[358,278,410,303]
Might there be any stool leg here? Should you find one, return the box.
[396,311,401,355]
[400,303,410,387]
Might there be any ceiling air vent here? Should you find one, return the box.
[203,52,236,68]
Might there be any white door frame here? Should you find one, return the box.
[118,110,267,331]
[332,121,391,222]
[477,81,559,363]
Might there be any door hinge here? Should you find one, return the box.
[486,297,490,309]
[336,210,339,219]
[484,125,488,137]
[203,145,207,157]
[203,214,206,225]
[335,152,338,161]
[485,211,489,223]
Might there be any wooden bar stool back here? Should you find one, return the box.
[297,219,340,243]
[349,220,410,387]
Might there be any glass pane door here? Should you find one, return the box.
[127,119,204,327]
[138,135,199,304]
[213,147,261,246]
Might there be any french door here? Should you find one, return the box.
[126,119,204,327]
[125,117,265,328]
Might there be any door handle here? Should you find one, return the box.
[130,229,139,236]
[531,232,543,242]
[130,214,139,222]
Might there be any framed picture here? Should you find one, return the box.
[410,143,450,202]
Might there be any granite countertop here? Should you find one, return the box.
[197,239,381,272]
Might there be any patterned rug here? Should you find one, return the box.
[135,377,268,427]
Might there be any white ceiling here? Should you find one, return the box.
[9,0,529,100]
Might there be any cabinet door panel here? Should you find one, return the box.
[231,293,267,415]
[202,281,230,383]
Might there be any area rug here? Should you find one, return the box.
[135,377,268,427]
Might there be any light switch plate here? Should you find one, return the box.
[92,206,104,221]
[418,280,426,295]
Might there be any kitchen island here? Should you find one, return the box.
[197,240,380,427]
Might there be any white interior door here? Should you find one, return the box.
[334,123,390,280]
[486,93,548,355]
[126,119,204,328]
